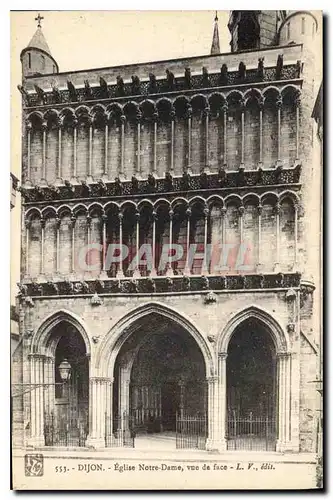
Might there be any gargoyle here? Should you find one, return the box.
[34,84,47,105]
[258,57,264,79]
[47,281,59,294]
[184,67,192,89]
[238,62,246,80]
[116,76,125,97]
[17,85,30,106]
[84,80,93,100]
[148,73,158,94]
[99,77,109,98]
[148,173,156,191]
[276,54,283,79]
[114,177,123,195]
[166,69,176,91]
[165,171,173,191]
[81,180,91,196]
[67,80,77,102]
[202,67,211,87]
[131,176,139,193]
[97,178,107,194]
[219,64,228,86]
[52,85,61,103]
[131,75,141,95]
[17,283,28,297]
[64,180,75,195]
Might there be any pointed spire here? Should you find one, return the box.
[211,11,220,55]
[26,13,52,57]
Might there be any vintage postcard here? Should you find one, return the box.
[10,10,323,490]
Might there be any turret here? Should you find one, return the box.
[228,11,287,52]
[278,11,318,46]
[20,13,59,79]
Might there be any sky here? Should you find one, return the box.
[10,10,231,302]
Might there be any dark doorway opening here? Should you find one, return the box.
[226,319,277,451]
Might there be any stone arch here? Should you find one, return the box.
[217,305,290,355]
[96,302,215,378]
[31,309,92,358]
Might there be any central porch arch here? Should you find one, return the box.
[97,302,215,449]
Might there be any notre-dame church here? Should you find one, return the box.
[12,11,322,460]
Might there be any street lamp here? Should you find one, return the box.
[58,358,72,382]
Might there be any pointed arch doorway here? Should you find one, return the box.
[106,309,209,450]
[226,319,278,451]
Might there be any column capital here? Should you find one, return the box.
[28,352,46,361]
[276,351,291,359]
[90,376,113,384]
[218,352,228,360]
[207,375,219,384]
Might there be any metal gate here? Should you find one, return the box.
[176,414,207,450]
[105,412,135,448]
[227,412,276,451]
[44,411,88,447]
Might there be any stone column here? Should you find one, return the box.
[153,116,157,175]
[184,207,192,274]
[170,110,175,173]
[104,378,114,446]
[27,122,32,181]
[204,107,210,172]
[206,376,220,451]
[151,210,157,276]
[222,103,228,167]
[104,123,108,176]
[133,210,141,278]
[166,208,174,276]
[240,99,245,169]
[186,106,192,173]
[276,352,294,452]
[42,121,47,180]
[25,218,31,277]
[257,203,263,271]
[202,206,209,274]
[27,353,45,447]
[86,377,108,449]
[117,364,131,444]
[101,212,108,277]
[88,122,93,178]
[217,352,228,451]
[55,216,61,274]
[116,212,125,278]
[274,202,281,272]
[276,96,282,165]
[258,97,264,168]
[120,115,126,178]
[70,214,76,276]
[57,124,62,179]
[40,217,45,276]
[295,90,301,162]
[73,119,78,179]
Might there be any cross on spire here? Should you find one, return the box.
[215,11,218,22]
[35,13,44,28]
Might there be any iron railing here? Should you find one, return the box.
[44,412,88,447]
[105,413,135,448]
[227,412,276,451]
[176,413,207,450]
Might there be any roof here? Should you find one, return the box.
[26,27,52,56]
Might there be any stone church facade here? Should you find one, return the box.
[13,11,322,455]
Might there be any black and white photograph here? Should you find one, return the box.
[10,9,323,490]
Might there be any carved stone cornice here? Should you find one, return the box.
[23,64,301,109]
[20,272,301,298]
[21,165,302,203]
